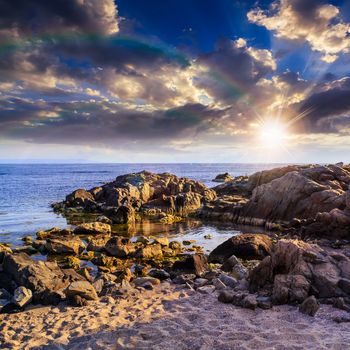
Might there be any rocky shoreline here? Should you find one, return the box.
[1,163,350,347]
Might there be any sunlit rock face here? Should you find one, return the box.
[58,171,216,218]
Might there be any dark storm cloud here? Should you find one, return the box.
[297,77,350,133]
[0,98,228,145]
[195,38,276,103]
[0,0,118,36]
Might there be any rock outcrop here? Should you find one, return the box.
[56,171,216,219]
[249,240,350,302]
[209,234,273,263]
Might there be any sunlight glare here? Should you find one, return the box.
[259,121,287,148]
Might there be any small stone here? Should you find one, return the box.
[182,240,196,246]
[148,268,170,281]
[13,286,32,307]
[169,241,182,250]
[134,277,160,287]
[221,255,240,272]
[218,290,234,303]
[71,295,89,307]
[204,234,212,239]
[219,274,237,288]
[66,281,98,301]
[299,296,319,317]
[194,278,208,289]
[256,296,272,309]
[172,274,196,285]
[197,285,215,294]
[242,294,258,310]
[153,237,169,246]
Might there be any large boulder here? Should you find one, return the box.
[2,253,83,305]
[172,254,208,276]
[74,222,111,235]
[105,237,136,258]
[45,235,85,255]
[249,240,350,301]
[65,189,96,210]
[209,234,273,263]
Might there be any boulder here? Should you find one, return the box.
[209,234,273,263]
[13,286,32,307]
[86,234,111,252]
[250,240,350,303]
[105,205,135,224]
[105,237,135,258]
[299,296,319,316]
[242,294,258,310]
[65,189,96,209]
[172,254,207,277]
[2,253,79,305]
[213,173,234,183]
[74,222,111,235]
[135,244,163,259]
[65,281,98,301]
[45,235,85,255]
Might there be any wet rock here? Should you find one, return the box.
[105,237,136,258]
[169,241,182,250]
[86,234,111,252]
[96,215,112,225]
[209,234,272,263]
[218,290,235,303]
[65,189,96,209]
[153,237,169,246]
[172,254,207,277]
[183,240,196,246]
[65,281,98,301]
[45,235,85,255]
[213,172,234,183]
[299,296,319,317]
[242,294,258,310]
[106,205,135,224]
[74,222,111,235]
[13,286,32,307]
[135,244,163,259]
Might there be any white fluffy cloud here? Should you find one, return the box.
[248,0,350,62]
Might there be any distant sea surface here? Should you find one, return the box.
[0,163,284,248]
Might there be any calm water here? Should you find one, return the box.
[0,163,282,249]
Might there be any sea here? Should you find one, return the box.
[0,163,283,251]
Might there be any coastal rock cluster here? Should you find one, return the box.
[55,171,216,222]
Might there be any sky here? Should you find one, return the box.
[1,0,350,163]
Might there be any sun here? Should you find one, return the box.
[258,121,288,148]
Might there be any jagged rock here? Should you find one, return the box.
[13,286,32,307]
[250,240,350,303]
[135,244,163,259]
[299,296,319,316]
[105,237,136,258]
[65,189,96,210]
[45,235,85,255]
[0,244,12,262]
[60,171,216,217]
[172,254,207,277]
[3,253,81,305]
[209,234,272,263]
[213,173,234,183]
[105,205,135,224]
[272,274,310,304]
[74,222,111,235]
[86,234,111,252]
[65,281,98,301]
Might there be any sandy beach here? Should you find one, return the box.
[1,283,349,350]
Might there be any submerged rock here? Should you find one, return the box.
[213,173,234,183]
[74,222,111,235]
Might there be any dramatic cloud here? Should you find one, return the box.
[248,0,350,62]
